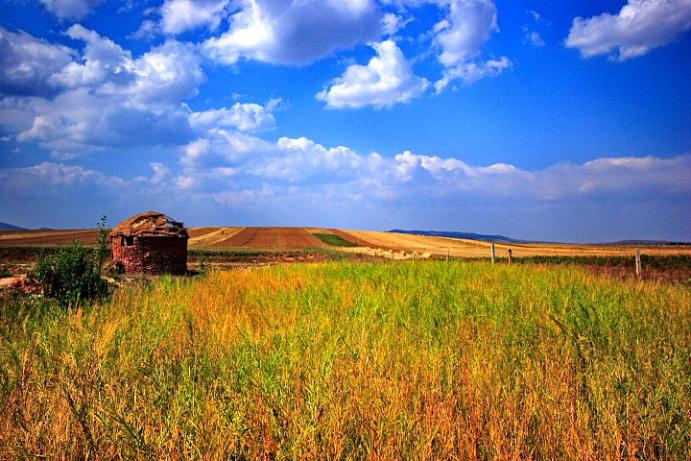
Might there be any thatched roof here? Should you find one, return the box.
[110,211,188,239]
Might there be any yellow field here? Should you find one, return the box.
[1,227,690,259]
[187,227,244,248]
[333,230,691,258]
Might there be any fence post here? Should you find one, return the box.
[508,248,512,264]
[490,243,496,265]
[446,249,449,263]
[635,248,642,279]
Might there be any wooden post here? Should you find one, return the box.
[508,248,512,264]
[490,243,496,264]
[446,249,449,263]
[635,248,642,279]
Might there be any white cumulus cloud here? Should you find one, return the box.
[524,31,545,47]
[180,129,273,171]
[316,40,429,109]
[3,128,690,240]
[173,126,691,206]
[2,26,204,155]
[52,25,204,104]
[160,0,230,34]
[566,0,691,60]
[38,0,103,19]
[432,0,510,91]
[189,99,280,132]
[203,0,386,65]
[15,88,195,153]
[0,161,122,192]
[0,27,74,96]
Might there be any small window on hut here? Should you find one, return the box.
[124,236,134,246]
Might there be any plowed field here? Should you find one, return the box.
[2,227,690,258]
[0,229,99,246]
[187,227,219,238]
[220,227,327,249]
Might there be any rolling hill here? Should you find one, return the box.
[0,222,24,231]
[390,229,525,243]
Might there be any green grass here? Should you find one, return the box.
[313,233,359,247]
[0,261,689,459]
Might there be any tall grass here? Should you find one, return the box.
[0,261,688,460]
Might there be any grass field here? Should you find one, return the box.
[1,261,688,459]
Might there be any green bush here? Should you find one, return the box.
[33,216,109,308]
[34,242,108,308]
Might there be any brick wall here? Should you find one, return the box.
[111,236,187,274]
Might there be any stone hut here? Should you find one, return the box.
[110,211,188,274]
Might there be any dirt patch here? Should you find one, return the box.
[0,275,41,295]
[214,227,258,247]
[217,227,328,249]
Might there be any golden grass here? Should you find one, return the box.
[1,261,689,459]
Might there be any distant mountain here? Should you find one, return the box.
[0,222,25,231]
[390,230,690,245]
[605,240,690,246]
[390,229,525,243]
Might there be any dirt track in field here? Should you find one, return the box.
[221,227,328,249]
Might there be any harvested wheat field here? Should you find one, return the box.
[2,227,690,259]
[333,230,691,258]
[187,227,244,248]
[186,227,221,239]
[326,229,386,248]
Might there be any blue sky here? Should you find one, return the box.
[1,0,690,242]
